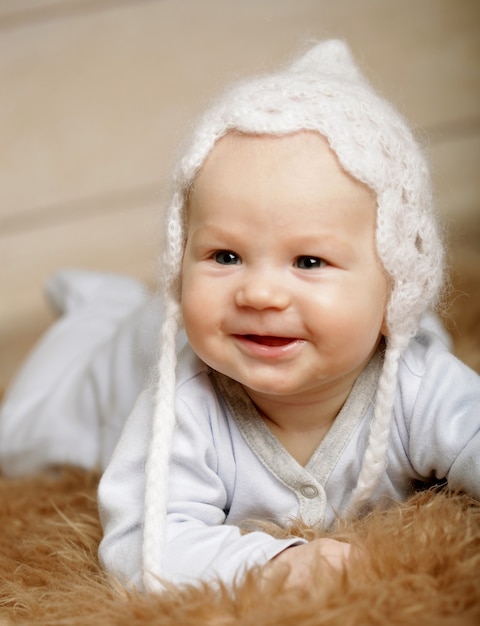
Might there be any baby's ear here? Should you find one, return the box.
[289,40,363,82]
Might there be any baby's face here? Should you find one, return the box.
[181,131,388,405]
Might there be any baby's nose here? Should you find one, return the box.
[234,273,290,310]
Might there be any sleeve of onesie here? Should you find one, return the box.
[404,346,480,499]
[98,387,305,590]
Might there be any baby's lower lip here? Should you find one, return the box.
[232,334,303,358]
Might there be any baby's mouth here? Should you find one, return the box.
[242,335,297,347]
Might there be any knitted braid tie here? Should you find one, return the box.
[143,192,184,591]
[346,337,406,515]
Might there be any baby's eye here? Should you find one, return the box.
[295,256,326,270]
[214,250,241,265]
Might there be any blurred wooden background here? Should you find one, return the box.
[1,0,479,393]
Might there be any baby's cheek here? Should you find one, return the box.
[182,287,214,348]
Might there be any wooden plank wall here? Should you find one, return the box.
[1,0,479,392]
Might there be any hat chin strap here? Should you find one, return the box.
[143,295,181,592]
[346,334,406,516]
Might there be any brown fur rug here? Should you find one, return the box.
[0,467,479,625]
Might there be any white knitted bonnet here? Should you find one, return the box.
[143,39,444,590]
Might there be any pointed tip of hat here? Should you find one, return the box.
[290,39,361,82]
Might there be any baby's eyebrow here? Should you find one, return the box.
[286,231,357,255]
[189,224,239,243]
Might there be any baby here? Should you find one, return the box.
[97,40,480,592]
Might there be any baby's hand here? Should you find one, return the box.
[264,538,352,590]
